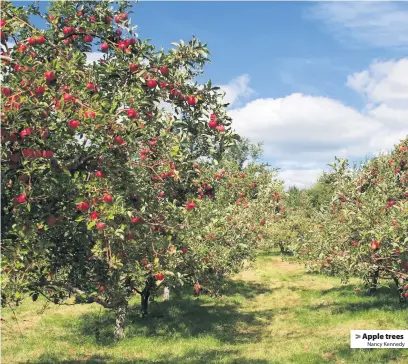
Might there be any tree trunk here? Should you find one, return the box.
[367,266,379,294]
[162,286,170,301]
[141,290,150,317]
[279,243,285,254]
[393,276,405,303]
[141,276,155,317]
[114,305,127,341]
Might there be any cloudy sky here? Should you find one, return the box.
[22,1,408,189]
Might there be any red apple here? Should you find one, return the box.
[155,273,164,281]
[129,63,138,72]
[115,12,128,23]
[44,71,55,80]
[77,202,90,212]
[63,26,73,35]
[85,111,96,118]
[68,120,80,128]
[160,67,169,76]
[84,34,93,42]
[187,96,197,105]
[22,149,33,158]
[33,150,42,159]
[101,43,109,52]
[208,120,217,128]
[86,83,95,91]
[186,201,196,211]
[35,86,45,95]
[103,194,113,203]
[96,222,105,230]
[126,108,139,119]
[181,247,187,254]
[90,211,99,220]
[131,216,141,224]
[20,128,32,139]
[14,193,27,204]
[36,35,45,44]
[1,87,11,96]
[63,93,73,102]
[147,79,157,88]
[42,150,54,159]
[114,136,125,145]
[95,170,104,178]
[370,241,380,251]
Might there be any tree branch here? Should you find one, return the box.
[30,281,123,308]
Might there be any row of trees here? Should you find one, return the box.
[0,0,284,339]
[265,138,408,302]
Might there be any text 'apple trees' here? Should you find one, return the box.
[0,1,282,339]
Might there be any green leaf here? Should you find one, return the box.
[87,221,96,230]
[170,145,179,156]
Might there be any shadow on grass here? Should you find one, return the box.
[32,348,270,364]
[59,280,274,347]
[303,284,407,313]
[224,279,270,298]
[320,284,399,297]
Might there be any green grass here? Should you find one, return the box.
[2,252,408,364]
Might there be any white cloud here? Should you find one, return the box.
[157,101,175,115]
[279,169,324,190]
[308,2,408,49]
[85,52,104,65]
[229,93,383,160]
[219,74,254,107]
[227,59,408,189]
[347,59,408,108]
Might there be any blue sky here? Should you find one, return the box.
[13,1,408,188]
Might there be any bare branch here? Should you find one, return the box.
[30,281,123,308]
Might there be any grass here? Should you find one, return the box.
[2,251,408,364]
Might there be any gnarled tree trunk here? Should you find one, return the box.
[162,286,170,301]
[393,276,406,303]
[367,265,379,294]
[141,275,155,317]
[114,305,127,341]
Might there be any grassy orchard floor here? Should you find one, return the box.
[2,252,408,364]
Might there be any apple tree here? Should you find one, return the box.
[0,0,283,339]
[289,141,408,302]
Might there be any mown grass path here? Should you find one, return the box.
[2,252,408,363]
